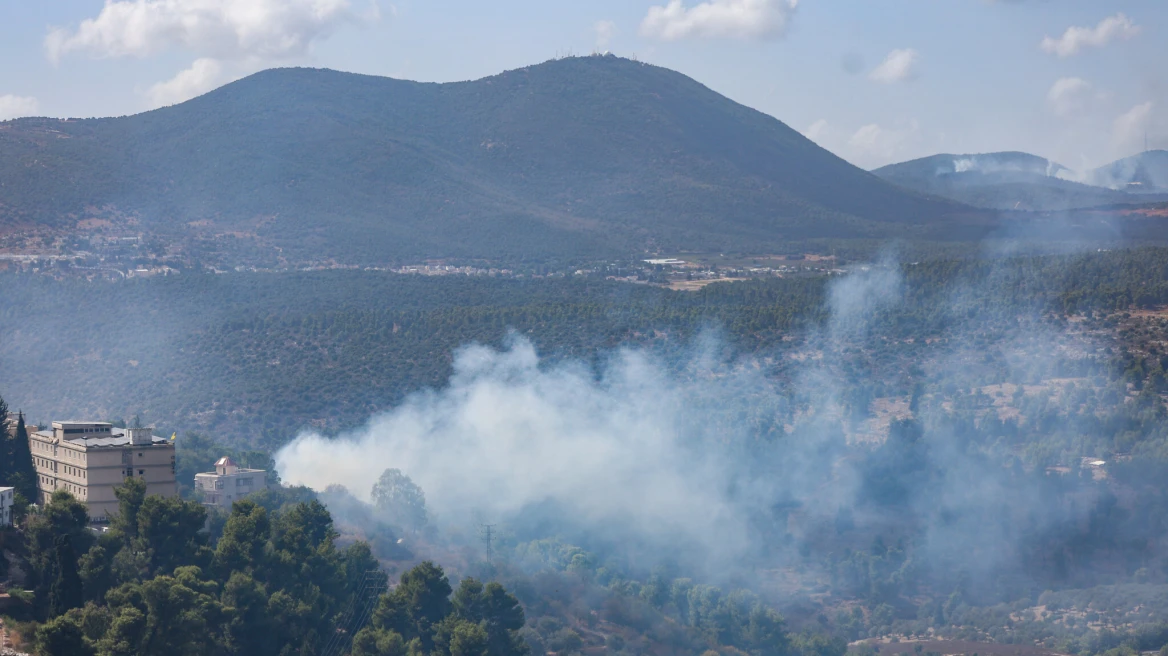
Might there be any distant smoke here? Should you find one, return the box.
[948,154,1063,178]
[1088,153,1168,191]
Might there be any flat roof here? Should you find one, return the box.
[33,427,171,448]
[196,468,265,476]
[52,421,114,427]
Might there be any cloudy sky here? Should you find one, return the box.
[1,0,1165,170]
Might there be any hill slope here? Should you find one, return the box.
[1089,150,1168,191]
[872,152,1144,211]
[0,56,973,263]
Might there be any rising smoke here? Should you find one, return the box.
[276,260,1113,591]
[948,154,1066,179]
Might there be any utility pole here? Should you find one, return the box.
[478,524,497,559]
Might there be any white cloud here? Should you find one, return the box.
[798,118,923,168]
[640,0,798,42]
[147,57,223,108]
[868,48,919,84]
[0,95,40,121]
[1040,13,1140,58]
[804,118,829,143]
[1047,77,1092,118]
[1112,101,1154,153]
[594,20,617,51]
[848,120,920,166]
[45,0,368,64]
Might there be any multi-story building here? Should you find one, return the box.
[194,456,267,509]
[0,487,13,527]
[29,421,177,522]
[5,411,36,439]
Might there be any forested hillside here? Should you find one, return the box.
[5,248,1168,655]
[0,56,976,263]
[1090,150,1168,190]
[0,463,835,656]
[2,247,1168,447]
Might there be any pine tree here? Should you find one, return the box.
[10,411,38,501]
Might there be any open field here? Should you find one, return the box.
[855,640,1071,656]
[667,277,749,291]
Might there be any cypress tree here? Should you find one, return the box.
[48,536,84,617]
[10,412,38,501]
[0,395,9,485]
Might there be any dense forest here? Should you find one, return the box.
[0,475,831,656]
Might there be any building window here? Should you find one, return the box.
[138,470,144,475]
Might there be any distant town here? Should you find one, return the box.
[0,222,846,289]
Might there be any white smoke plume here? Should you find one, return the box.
[276,266,906,568]
[278,334,784,567]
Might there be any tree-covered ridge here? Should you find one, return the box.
[4,247,1168,445]
[0,56,978,264]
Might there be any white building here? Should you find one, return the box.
[194,457,267,509]
[0,487,14,527]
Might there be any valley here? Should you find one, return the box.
[2,40,1168,656]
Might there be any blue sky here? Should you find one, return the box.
[1,0,1164,170]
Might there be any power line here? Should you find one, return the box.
[321,570,388,656]
[478,523,497,559]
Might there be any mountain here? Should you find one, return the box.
[0,55,977,264]
[1089,150,1168,191]
[872,152,1145,211]
[875,151,1069,181]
